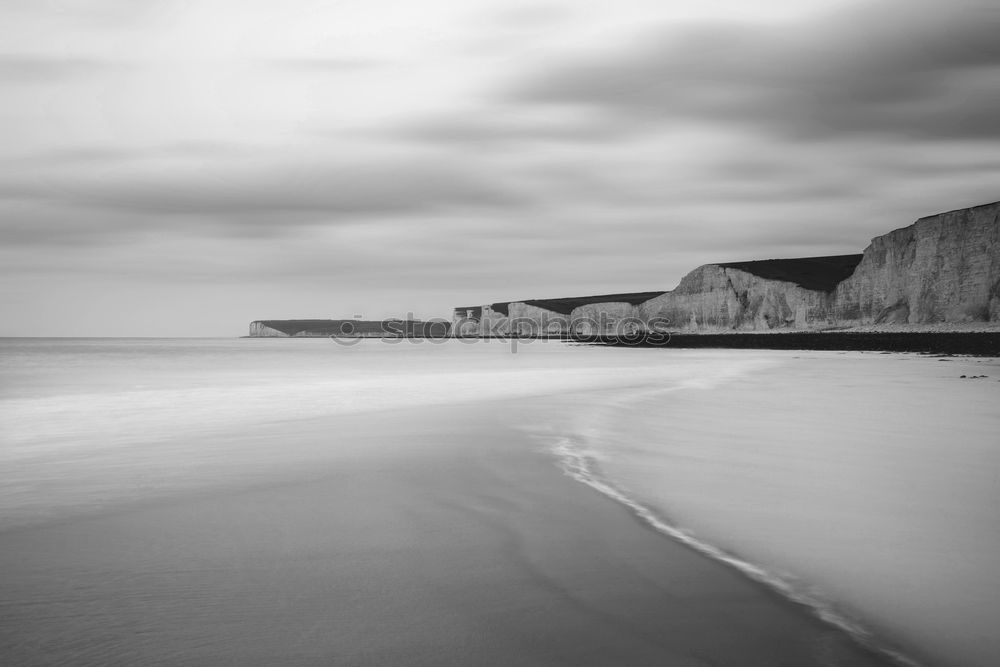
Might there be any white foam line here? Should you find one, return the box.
[550,435,924,667]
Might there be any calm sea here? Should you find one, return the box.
[1,338,997,666]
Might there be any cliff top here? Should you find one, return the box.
[915,199,1000,221]
[717,254,863,292]
[254,319,426,336]
[499,291,668,315]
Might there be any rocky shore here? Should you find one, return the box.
[584,331,1000,356]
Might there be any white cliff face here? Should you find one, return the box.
[639,266,836,332]
[452,202,998,335]
[640,202,999,331]
[506,302,568,335]
[479,305,509,336]
[569,302,645,335]
[249,321,289,337]
[833,202,1000,324]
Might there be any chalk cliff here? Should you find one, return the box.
[657,201,1000,331]
[832,202,1000,325]
[249,319,450,337]
[642,202,999,331]
[459,200,999,334]
[639,262,830,332]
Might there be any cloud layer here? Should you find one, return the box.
[1,0,998,335]
[511,0,1000,141]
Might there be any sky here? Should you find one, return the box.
[1,0,998,336]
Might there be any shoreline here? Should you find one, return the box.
[1,398,897,666]
[573,352,1000,667]
[550,432,921,667]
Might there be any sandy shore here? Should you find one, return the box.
[0,399,893,666]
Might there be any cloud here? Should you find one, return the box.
[0,56,112,83]
[265,58,382,73]
[509,0,1000,141]
[394,110,631,147]
[0,0,165,24]
[488,3,574,29]
[0,143,535,248]
[64,161,524,218]
[9,142,246,167]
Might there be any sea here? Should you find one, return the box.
[1,337,998,666]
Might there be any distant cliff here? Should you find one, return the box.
[456,200,999,335]
[249,319,450,338]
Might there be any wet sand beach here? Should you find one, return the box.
[0,402,891,666]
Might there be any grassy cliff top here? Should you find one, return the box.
[255,319,433,336]
[494,291,668,315]
[717,254,863,292]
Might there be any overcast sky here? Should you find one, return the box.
[2,0,998,335]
